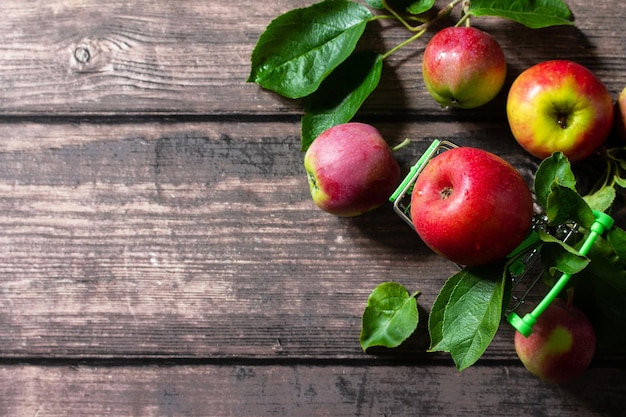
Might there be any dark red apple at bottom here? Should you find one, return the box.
[304,123,401,217]
[514,298,596,383]
[410,147,533,266]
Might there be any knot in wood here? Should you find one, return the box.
[74,46,91,64]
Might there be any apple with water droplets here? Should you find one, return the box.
[422,26,507,109]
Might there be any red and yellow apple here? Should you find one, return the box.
[507,60,614,162]
[304,122,401,217]
[409,147,533,266]
[422,26,506,109]
[514,297,596,383]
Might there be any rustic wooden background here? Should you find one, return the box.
[0,1,624,416]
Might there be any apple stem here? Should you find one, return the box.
[382,29,427,59]
[391,138,411,152]
[379,0,465,59]
[455,11,471,28]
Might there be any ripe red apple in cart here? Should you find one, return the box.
[410,147,534,266]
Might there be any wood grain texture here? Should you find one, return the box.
[0,0,625,415]
[0,1,624,116]
[0,120,530,359]
[0,120,622,361]
[1,363,625,417]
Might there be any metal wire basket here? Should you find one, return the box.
[389,139,614,336]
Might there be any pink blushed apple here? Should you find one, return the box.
[514,298,596,383]
[410,147,533,266]
[304,123,401,217]
[422,26,506,109]
[507,60,614,162]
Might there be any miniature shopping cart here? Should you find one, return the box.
[389,139,615,337]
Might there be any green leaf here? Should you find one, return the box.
[538,230,590,276]
[365,0,385,8]
[248,0,373,99]
[468,0,575,29]
[607,226,626,263]
[615,176,626,188]
[534,152,577,208]
[366,0,434,13]
[301,51,383,151]
[583,186,616,213]
[428,271,464,347]
[360,282,420,350]
[546,185,595,228]
[569,236,626,352]
[406,0,436,15]
[428,264,506,371]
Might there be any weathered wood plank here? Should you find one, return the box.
[0,120,623,361]
[0,0,624,116]
[0,1,624,415]
[0,363,624,417]
[0,120,477,359]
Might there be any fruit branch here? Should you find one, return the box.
[379,0,465,59]
[381,28,427,59]
[379,0,461,32]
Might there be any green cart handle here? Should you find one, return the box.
[506,210,614,337]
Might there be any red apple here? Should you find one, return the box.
[614,86,626,141]
[410,147,533,266]
[507,60,614,162]
[422,26,506,109]
[514,297,596,383]
[304,123,401,217]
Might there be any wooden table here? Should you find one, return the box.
[1,1,624,415]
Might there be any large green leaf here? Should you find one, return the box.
[546,184,595,229]
[534,152,577,208]
[248,0,373,99]
[366,0,434,13]
[360,282,420,350]
[607,226,626,264]
[569,236,626,352]
[365,0,385,9]
[468,0,575,29]
[538,230,590,276]
[301,51,383,151]
[428,264,506,371]
[583,186,616,213]
[406,0,436,14]
[428,271,464,348]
